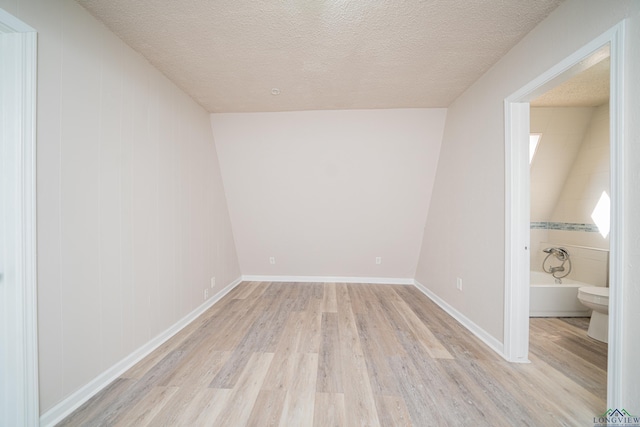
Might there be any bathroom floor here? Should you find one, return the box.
[529,317,607,397]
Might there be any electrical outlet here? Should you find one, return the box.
[211,277,216,288]
[269,256,276,265]
[375,257,382,265]
[204,289,209,300]
[456,277,463,291]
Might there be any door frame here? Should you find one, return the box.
[503,22,625,410]
[0,8,38,426]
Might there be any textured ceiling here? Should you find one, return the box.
[531,56,610,107]
[77,0,563,113]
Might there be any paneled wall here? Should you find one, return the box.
[0,0,240,412]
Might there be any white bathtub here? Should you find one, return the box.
[529,271,592,317]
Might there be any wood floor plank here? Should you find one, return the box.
[529,333,607,395]
[112,386,179,427]
[411,357,508,426]
[341,352,381,427]
[321,282,338,313]
[348,283,371,314]
[158,348,231,387]
[204,296,267,352]
[212,352,275,426]
[262,315,303,391]
[246,389,287,427]
[355,313,400,395]
[298,297,323,353]
[313,392,346,427]
[278,353,318,427]
[209,308,288,388]
[183,388,233,426]
[58,282,607,427]
[336,284,364,357]
[141,385,203,426]
[316,312,343,393]
[361,300,405,357]
[388,354,446,426]
[531,317,607,371]
[524,352,605,424]
[339,286,381,427]
[471,359,568,426]
[374,394,413,427]
[389,297,453,359]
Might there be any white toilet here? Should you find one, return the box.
[577,286,609,343]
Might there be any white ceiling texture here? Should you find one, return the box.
[532,56,610,107]
[77,0,563,113]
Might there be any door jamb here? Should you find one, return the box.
[0,7,39,426]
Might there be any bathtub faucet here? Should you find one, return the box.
[542,246,572,280]
[543,247,569,261]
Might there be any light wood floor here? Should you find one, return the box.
[58,282,607,426]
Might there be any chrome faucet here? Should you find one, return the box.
[542,246,572,280]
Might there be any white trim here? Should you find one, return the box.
[503,101,531,363]
[0,11,39,427]
[241,275,414,285]
[39,276,243,427]
[504,22,625,407]
[413,280,507,360]
[606,20,625,410]
[0,8,36,33]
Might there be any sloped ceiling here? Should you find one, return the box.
[77,0,563,113]
[532,56,610,107]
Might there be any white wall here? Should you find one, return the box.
[550,104,610,230]
[415,0,640,411]
[0,0,240,413]
[530,107,595,222]
[212,109,446,279]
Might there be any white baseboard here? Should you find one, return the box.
[241,275,414,285]
[39,276,243,427]
[412,279,506,360]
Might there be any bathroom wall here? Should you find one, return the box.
[0,0,241,413]
[530,107,595,223]
[530,104,610,286]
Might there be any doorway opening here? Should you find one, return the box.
[528,49,610,408]
[503,23,625,411]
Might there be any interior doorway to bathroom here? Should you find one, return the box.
[504,23,625,410]
[527,48,610,406]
